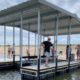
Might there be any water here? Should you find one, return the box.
[0,54,19,62]
[0,69,80,80]
[51,69,80,80]
[0,70,21,80]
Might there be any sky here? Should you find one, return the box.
[0,0,80,45]
[46,0,80,17]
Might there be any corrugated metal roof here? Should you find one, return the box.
[0,0,80,36]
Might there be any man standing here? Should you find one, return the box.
[42,37,53,67]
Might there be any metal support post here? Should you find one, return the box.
[35,33,37,56]
[67,17,71,70]
[27,25,30,61]
[37,7,41,80]
[13,25,15,64]
[55,14,59,73]
[4,25,6,61]
[28,25,30,54]
[20,13,23,69]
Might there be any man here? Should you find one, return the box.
[42,37,53,67]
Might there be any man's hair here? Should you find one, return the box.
[48,37,51,41]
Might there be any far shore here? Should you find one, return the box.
[0,44,78,60]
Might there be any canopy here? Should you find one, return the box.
[0,0,80,36]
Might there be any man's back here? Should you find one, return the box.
[43,41,52,52]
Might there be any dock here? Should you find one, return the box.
[0,0,80,80]
[21,61,80,80]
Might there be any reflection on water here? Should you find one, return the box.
[0,70,21,80]
[52,69,80,80]
[0,69,80,80]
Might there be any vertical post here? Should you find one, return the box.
[67,26,69,61]
[54,19,56,57]
[43,29,45,41]
[4,25,6,61]
[28,25,30,54]
[13,25,15,64]
[55,14,59,73]
[35,33,36,56]
[37,7,41,80]
[27,25,30,61]
[66,30,69,60]
[43,36,45,41]
[54,33,56,62]
[20,12,23,69]
[67,17,71,70]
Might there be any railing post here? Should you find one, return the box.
[55,14,59,73]
[13,24,15,64]
[37,7,41,80]
[67,17,71,71]
[4,25,6,61]
[20,12,23,69]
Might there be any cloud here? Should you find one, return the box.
[0,0,17,10]
[0,0,28,10]
[46,0,80,17]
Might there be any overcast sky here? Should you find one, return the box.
[0,0,80,45]
[46,0,80,17]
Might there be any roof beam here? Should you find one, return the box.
[26,24,80,32]
[0,0,38,17]
[1,10,59,25]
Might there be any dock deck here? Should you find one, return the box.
[21,61,80,79]
[0,56,20,69]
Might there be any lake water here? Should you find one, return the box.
[51,69,80,80]
[0,54,20,62]
[0,69,80,80]
[0,70,21,80]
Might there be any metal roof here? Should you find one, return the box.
[0,0,80,36]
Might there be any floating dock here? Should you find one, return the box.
[0,56,20,69]
[21,61,80,80]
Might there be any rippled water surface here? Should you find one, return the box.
[0,69,80,80]
[0,70,21,80]
[51,69,80,80]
